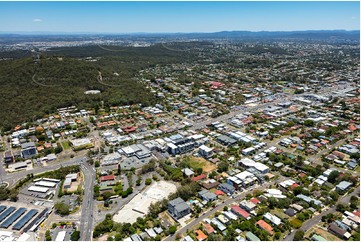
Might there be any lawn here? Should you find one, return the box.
[289,218,303,229]
[305,227,340,241]
[184,156,217,173]
[61,141,71,150]
[271,208,289,220]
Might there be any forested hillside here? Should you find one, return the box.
[0,44,195,130]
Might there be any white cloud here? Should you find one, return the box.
[33,19,43,22]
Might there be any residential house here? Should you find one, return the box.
[182,168,195,178]
[231,205,251,220]
[263,213,282,226]
[256,220,274,235]
[239,200,256,212]
[195,230,207,241]
[245,232,260,241]
[218,183,235,194]
[168,197,191,219]
[198,190,217,202]
[328,223,351,240]
[336,181,353,193]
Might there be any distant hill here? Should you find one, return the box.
[0,30,359,41]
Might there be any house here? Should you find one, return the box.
[168,197,191,219]
[203,181,220,190]
[311,234,327,241]
[231,205,251,220]
[285,208,296,217]
[263,212,282,226]
[130,234,142,241]
[202,223,215,235]
[183,236,194,241]
[192,174,207,182]
[218,183,235,194]
[21,142,37,159]
[250,198,261,205]
[239,200,256,212]
[198,190,217,202]
[195,230,207,241]
[145,228,157,238]
[210,218,226,231]
[347,160,358,170]
[182,168,195,178]
[336,181,353,193]
[328,223,351,239]
[256,220,273,235]
[245,232,260,241]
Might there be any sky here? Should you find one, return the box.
[0,1,359,33]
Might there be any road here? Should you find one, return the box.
[79,160,96,241]
[164,175,289,241]
[283,186,360,241]
[1,155,86,188]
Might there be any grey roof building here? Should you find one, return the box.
[168,197,191,219]
[336,181,353,193]
[21,142,37,159]
[218,183,235,194]
[198,190,217,202]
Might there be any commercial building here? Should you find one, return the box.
[21,142,37,159]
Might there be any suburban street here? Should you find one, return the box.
[164,175,290,241]
[283,186,360,241]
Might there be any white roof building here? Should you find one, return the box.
[264,212,282,226]
[28,186,49,193]
[34,181,57,188]
[55,231,66,241]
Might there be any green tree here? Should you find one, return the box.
[45,230,52,241]
[168,226,177,234]
[328,170,340,184]
[293,230,304,241]
[71,231,80,241]
[54,202,70,215]
[145,178,152,185]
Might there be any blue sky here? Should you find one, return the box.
[0,1,359,33]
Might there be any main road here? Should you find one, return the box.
[1,155,86,188]
[79,160,96,241]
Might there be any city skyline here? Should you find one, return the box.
[0,1,359,33]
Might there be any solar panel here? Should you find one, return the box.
[0,205,7,214]
[13,209,38,230]
[0,207,16,222]
[24,208,48,232]
[0,208,27,228]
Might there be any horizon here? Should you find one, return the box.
[0,29,360,35]
[0,1,359,33]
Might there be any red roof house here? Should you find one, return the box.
[256,220,274,235]
[231,205,251,220]
[192,174,207,182]
[100,175,115,182]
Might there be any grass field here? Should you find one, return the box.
[184,156,217,173]
[61,141,71,150]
